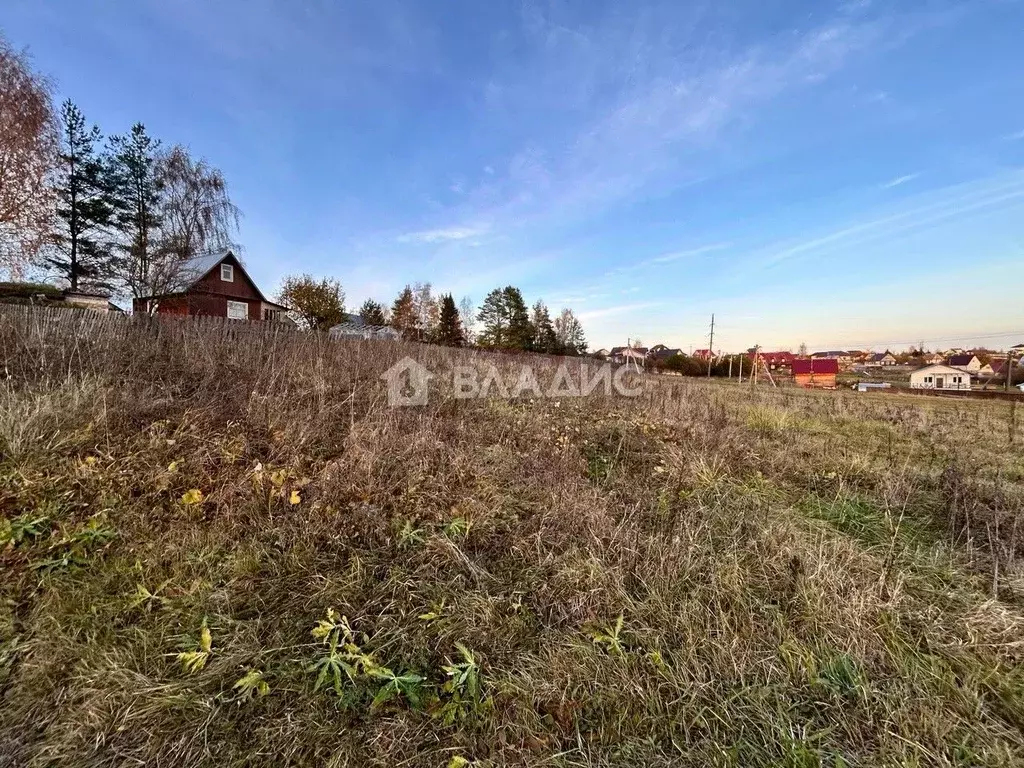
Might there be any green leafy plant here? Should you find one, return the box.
[587,614,626,657]
[437,643,487,725]
[442,517,472,540]
[310,609,380,696]
[309,609,425,712]
[177,619,213,673]
[129,580,172,611]
[233,668,270,701]
[397,519,425,548]
[1,514,50,547]
[369,667,424,711]
[418,598,446,623]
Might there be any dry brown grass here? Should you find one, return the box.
[1,306,1024,767]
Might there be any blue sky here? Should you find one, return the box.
[5,0,1024,352]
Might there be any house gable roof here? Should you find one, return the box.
[138,249,289,310]
[947,354,979,366]
[792,359,839,375]
[913,364,971,377]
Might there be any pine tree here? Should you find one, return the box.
[476,288,507,348]
[390,285,418,339]
[434,293,465,346]
[359,298,387,326]
[477,286,534,350]
[503,286,533,350]
[43,101,114,291]
[531,300,557,354]
[107,123,162,297]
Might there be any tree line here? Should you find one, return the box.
[1,35,589,356]
[0,35,239,295]
[278,276,588,355]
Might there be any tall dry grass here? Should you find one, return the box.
[0,306,1023,767]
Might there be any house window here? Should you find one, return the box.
[221,263,234,282]
[226,300,248,320]
[924,376,932,383]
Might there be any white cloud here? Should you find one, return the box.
[1006,129,1024,141]
[651,243,732,263]
[881,173,920,189]
[397,225,488,244]
[577,302,664,321]
[443,2,966,238]
[750,172,1024,269]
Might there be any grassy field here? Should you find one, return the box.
[1,308,1024,767]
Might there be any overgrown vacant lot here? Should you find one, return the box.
[2,312,1024,767]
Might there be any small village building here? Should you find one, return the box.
[647,345,682,363]
[328,313,401,340]
[609,346,647,365]
[865,352,897,367]
[792,358,838,389]
[133,250,290,321]
[946,354,981,373]
[812,350,853,369]
[910,364,971,391]
[759,351,796,371]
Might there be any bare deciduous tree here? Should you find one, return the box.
[0,36,57,276]
[127,146,240,298]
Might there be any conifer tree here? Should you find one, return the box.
[434,293,465,346]
[503,286,533,350]
[390,285,418,339]
[107,123,162,297]
[358,298,387,326]
[531,300,557,354]
[43,101,114,291]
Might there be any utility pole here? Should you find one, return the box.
[1008,350,1015,393]
[707,313,715,378]
[728,355,733,379]
[751,345,760,387]
[738,355,743,384]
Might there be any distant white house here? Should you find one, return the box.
[864,352,897,367]
[946,354,982,373]
[328,313,402,341]
[910,364,971,391]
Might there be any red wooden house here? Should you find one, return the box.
[791,358,838,389]
[132,250,289,321]
[758,351,796,371]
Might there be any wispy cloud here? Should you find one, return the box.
[435,1,968,241]
[577,302,664,322]
[397,225,488,244]
[882,173,920,189]
[1006,129,1024,141]
[651,243,732,263]
[750,172,1024,270]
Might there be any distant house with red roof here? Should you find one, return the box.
[758,351,796,371]
[693,349,713,361]
[792,358,839,389]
